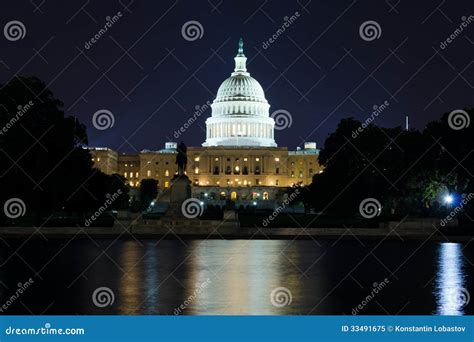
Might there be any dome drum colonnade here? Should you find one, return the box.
[203,39,277,148]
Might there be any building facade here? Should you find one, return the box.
[89,39,322,205]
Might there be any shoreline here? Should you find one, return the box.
[0,225,471,242]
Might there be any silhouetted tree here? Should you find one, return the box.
[0,76,126,225]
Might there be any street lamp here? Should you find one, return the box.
[443,194,453,205]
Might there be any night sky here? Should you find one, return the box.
[0,0,472,152]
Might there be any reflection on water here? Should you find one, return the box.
[0,238,471,315]
[184,240,300,315]
[434,243,468,315]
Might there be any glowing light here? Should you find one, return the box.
[444,194,453,205]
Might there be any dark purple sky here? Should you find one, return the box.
[0,0,472,152]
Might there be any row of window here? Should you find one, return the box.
[125,168,310,179]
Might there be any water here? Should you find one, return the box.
[0,238,472,315]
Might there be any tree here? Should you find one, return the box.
[0,76,127,225]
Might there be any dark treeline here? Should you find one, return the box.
[300,109,473,223]
[0,76,128,226]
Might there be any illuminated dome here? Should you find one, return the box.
[203,39,276,147]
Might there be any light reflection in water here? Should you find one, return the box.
[185,240,300,315]
[434,243,467,315]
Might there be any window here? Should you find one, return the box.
[256,158,260,162]
[194,167,199,174]
[274,157,279,162]
[147,170,151,177]
[164,181,169,188]
[97,157,100,162]
[123,172,127,178]
[276,180,279,186]
[255,166,260,175]
[234,166,240,174]
[243,166,249,175]
[309,168,313,174]
[263,192,269,200]
[291,171,295,178]
[215,157,219,161]
[299,171,303,178]
[225,166,231,175]
[243,157,248,161]
[194,157,200,162]
[213,166,219,175]
[276,167,280,174]
[220,192,226,200]
[165,169,169,177]
[135,172,139,178]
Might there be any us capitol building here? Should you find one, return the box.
[90,40,321,205]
